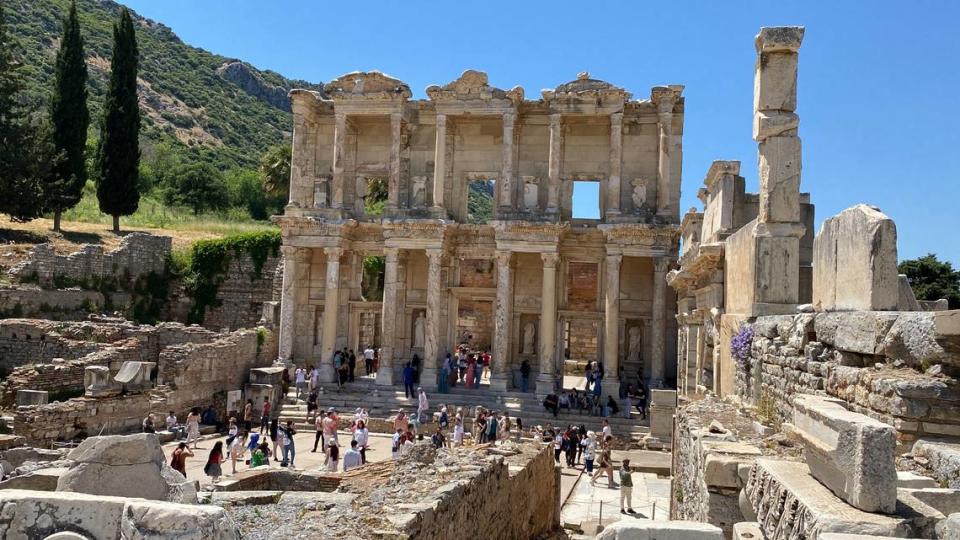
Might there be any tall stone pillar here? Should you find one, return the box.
[491,251,513,392]
[276,245,299,364]
[536,253,559,396]
[649,257,669,387]
[653,91,678,218]
[607,112,623,217]
[421,248,444,388]
[377,248,401,386]
[318,247,342,382]
[603,253,622,398]
[432,113,447,216]
[547,114,562,215]
[387,112,402,212]
[499,112,516,210]
[331,112,347,210]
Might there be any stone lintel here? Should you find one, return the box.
[704,160,741,191]
[756,26,805,53]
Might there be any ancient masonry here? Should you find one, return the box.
[276,68,684,395]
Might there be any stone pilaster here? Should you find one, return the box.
[547,113,562,215]
[654,93,677,218]
[607,112,623,217]
[318,247,342,383]
[536,252,559,396]
[331,112,347,210]
[387,112,402,212]
[377,248,401,386]
[499,112,516,210]
[276,245,299,365]
[603,253,622,398]
[649,257,670,386]
[490,251,513,392]
[421,248,444,388]
[432,113,447,216]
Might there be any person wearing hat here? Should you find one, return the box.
[327,438,340,471]
[620,458,636,514]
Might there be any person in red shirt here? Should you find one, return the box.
[482,351,492,380]
[260,397,272,433]
[204,441,224,484]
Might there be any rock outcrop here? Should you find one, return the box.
[216,61,292,111]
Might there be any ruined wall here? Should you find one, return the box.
[8,233,171,287]
[738,311,960,445]
[198,252,280,331]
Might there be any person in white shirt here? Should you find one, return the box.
[309,365,319,392]
[230,433,247,474]
[363,346,375,376]
[165,411,178,431]
[391,428,403,459]
[353,420,370,464]
[602,419,613,441]
[342,440,362,471]
[453,415,464,447]
[295,367,306,400]
[327,439,339,472]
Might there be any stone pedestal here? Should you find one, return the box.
[84,365,116,397]
[489,373,510,393]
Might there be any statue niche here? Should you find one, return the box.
[522,321,536,355]
[413,311,426,349]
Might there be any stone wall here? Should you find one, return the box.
[8,233,171,287]
[199,252,280,331]
[737,310,960,445]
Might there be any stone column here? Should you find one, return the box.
[318,247,342,382]
[499,112,516,210]
[607,112,623,217]
[387,113,402,212]
[331,111,347,210]
[276,245,299,364]
[602,253,622,397]
[547,113,562,214]
[490,251,513,392]
[695,317,706,390]
[654,95,676,218]
[421,248,444,388]
[377,248,401,386]
[432,113,447,215]
[650,257,670,387]
[536,253,559,396]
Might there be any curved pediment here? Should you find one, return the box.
[323,71,412,101]
[426,69,524,104]
[543,71,631,101]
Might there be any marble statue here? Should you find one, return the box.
[412,176,427,207]
[522,322,536,355]
[631,178,647,209]
[413,312,426,348]
[628,326,642,362]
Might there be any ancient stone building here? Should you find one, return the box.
[276,69,683,394]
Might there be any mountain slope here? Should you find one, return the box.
[8,0,320,169]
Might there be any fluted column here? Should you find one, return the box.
[432,113,447,215]
[376,248,401,386]
[603,253,622,398]
[607,112,623,217]
[387,112,402,212]
[421,248,444,387]
[317,247,342,382]
[536,252,559,396]
[490,251,513,392]
[331,112,347,210]
[276,245,300,365]
[499,112,516,210]
[650,257,669,386]
[547,113,562,214]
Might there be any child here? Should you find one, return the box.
[327,439,340,471]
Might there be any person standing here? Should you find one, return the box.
[295,367,306,400]
[417,388,430,424]
[590,436,616,488]
[364,345,375,376]
[486,411,498,442]
[348,349,357,382]
[170,442,192,478]
[322,408,339,463]
[343,440,362,471]
[204,442,224,484]
[582,431,597,474]
[333,351,343,389]
[473,355,482,388]
[602,419,613,441]
[354,420,369,464]
[269,418,280,458]
[392,427,404,459]
[465,357,476,390]
[259,397,272,433]
[453,414,464,447]
[281,420,296,468]
[520,359,531,393]
[482,351,491,381]
[327,439,339,472]
[553,429,563,462]
[230,433,247,474]
[620,459,636,514]
[402,362,415,399]
[411,353,421,385]
[439,354,451,393]
[186,409,201,449]
[312,411,325,453]
[243,399,253,432]
[309,364,319,393]
[431,427,446,449]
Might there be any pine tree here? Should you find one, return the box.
[0,2,44,222]
[95,7,140,234]
[48,0,89,233]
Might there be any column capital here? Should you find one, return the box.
[503,111,516,127]
[426,247,445,263]
[390,112,402,124]
[280,245,298,257]
[334,110,347,124]
[384,247,401,262]
[495,251,512,266]
[435,112,447,128]
[654,257,671,274]
[541,252,560,268]
[606,252,623,266]
[610,111,624,124]
[323,246,343,259]
[549,113,562,125]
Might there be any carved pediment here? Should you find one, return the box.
[324,71,412,101]
[542,71,631,102]
[426,69,524,104]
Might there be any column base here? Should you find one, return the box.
[375,369,395,386]
[488,373,510,393]
[602,377,621,403]
[318,364,336,384]
[420,367,439,390]
[535,373,557,400]
[273,357,294,369]
[430,206,447,219]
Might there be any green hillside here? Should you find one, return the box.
[7,0,319,170]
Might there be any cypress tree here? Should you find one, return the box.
[95,7,140,234]
[48,0,89,233]
[0,2,45,222]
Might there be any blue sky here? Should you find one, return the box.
[119,0,960,265]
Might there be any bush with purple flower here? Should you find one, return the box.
[730,325,755,365]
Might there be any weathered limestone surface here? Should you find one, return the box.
[913,439,960,489]
[597,520,724,540]
[792,394,897,513]
[813,205,899,312]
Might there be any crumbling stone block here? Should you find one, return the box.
[792,394,897,512]
[596,520,724,540]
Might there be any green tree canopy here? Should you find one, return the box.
[47,0,89,232]
[258,142,290,201]
[163,162,229,215]
[94,8,140,233]
[899,254,960,309]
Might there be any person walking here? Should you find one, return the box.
[620,459,636,514]
[465,358,476,390]
[520,359,531,393]
[473,355,482,388]
[243,399,253,432]
[259,397,272,433]
[411,353,421,384]
[553,429,563,462]
[590,436,616,488]
[170,442,193,478]
[417,387,430,424]
[354,420,369,464]
[230,433,247,474]
[403,363,415,399]
[312,411,325,453]
[343,440,362,471]
[186,409,201,449]
[204,442,224,484]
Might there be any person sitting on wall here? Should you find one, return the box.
[606,395,620,417]
[201,404,220,431]
[544,393,559,417]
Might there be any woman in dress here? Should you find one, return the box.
[204,441,224,484]
[185,408,201,449]
[465,357,476,390]
[230,433,247,474]
[453,414,464,447]
[354,420,370,464]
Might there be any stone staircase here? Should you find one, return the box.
[277,378,650,440]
